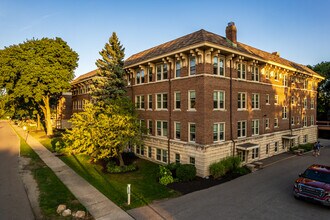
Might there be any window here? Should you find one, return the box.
[175,60,181,78]
[213,123,225,142]
[190,157,195,166]
[156,63,168,81]
[238,151,246,162]
[136,69,145,84]
[252,147,259,159]
[266,94,270,105]
[148,120,153,135]
[175,153,180,163]
[283,74,288,86]
[188,91,196,110]
[156,121,168,137]
[141,146,145,156]
[274,142,278,153]
[148,94,152,110]
[213,91,225,110]
[303,135,308,143]
[174,122,181,140]
[303,79,308,89]
[174,92,181,110]
[303,98,307,109]
[252,66,259,81]
[282,106,287,119]
[310,98,314,109]
[238,92,247,109]
[237,121,246,138]
[291,96,295,105]
[265,118,270,129]
[291,117,295,125]
[296,116,300,125]
[156,93,168,110]
[274,72,279,81]
[274,95,279,105]
[303,116,307,127]
[148,147,152,158]
[237,62,246,79]
[311,116,314,125]
[156,149,167,163]
[252,119,259,135]
[274,118,279,128]
[213,56,225,76]
[265,70,269,79]
[189,123,196,142]
[252,93,260,109]
[148,67,153,82]
[266,144,270,154]
[189,56,196,75]
[135,95,145,109]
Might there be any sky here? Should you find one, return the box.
[1,0,330,78]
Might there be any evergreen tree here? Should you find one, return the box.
[92,32,126,103]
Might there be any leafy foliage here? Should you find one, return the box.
[106,161,137,173]
[0,38,78,135]
[63,100,144,165]
[176,164,196,182]
[308,61,330,120]
[209,156,241,179]
[92,32,126,103]
[159,165,174,186]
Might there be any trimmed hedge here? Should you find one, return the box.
[209,156,241,179]
[106,161,137,173]
[176,164,196,182]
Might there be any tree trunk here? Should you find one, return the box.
[37,113,41,130]
[41,96,53,136]
[118,152,125,167]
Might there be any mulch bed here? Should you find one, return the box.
[167,172,243,195]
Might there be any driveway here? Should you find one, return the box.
[129,140,330,220]
[0,121,34,219]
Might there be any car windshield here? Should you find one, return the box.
[303,169,330,184]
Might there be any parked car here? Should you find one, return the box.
[293,164,330,206]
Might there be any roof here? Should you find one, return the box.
[124,29,322,78]
[71,69,98,85]
[308,164,330,174]
[236,143,259,150]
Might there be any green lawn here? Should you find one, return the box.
[29,130,180,210]
[19,136,86,218]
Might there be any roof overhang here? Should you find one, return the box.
[282,134,298,140]
[236,143,259,150]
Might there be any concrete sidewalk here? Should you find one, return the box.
[12,123,133,220]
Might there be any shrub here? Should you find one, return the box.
[158,166,174,185]
[166,162,181,178]
[222,157,234,173]
[209,162,226,179]
[230,156,241,170]
[233,166,251,175]
[106,161,137,173]
[176,164,196,182]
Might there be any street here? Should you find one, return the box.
[0,121,34,219]
[130,140,330,220]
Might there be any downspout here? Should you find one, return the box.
[288,75,293,150]
[230,58,235,156]
[168,61,172,164]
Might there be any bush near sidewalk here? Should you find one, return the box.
[209,156,242,179]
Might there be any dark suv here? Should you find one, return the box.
[293,164,330,206]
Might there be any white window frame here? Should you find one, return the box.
[175,60,181,78]
[156,93,168,110]
[274,95,279,105]
[189,56,196,76]
[136,69,145,84]
[310,98,314,109]
[147,120,153,135]
[266,94,270,105]
[303,116,307,127]
[274,72,279,81]
[303,135,308,143]
[252,147,259,159]
[188,90,196,110]
[148,66,153,82]
[237,120,247,138]
[238,92,247,110]
[265,118,270,129]
[266,144,270,154]
[174,122,181,140]
[311,115,314,125]
[303,97,308,109]
[274,142,278,153]
[213,56,225,76]
[282,106,287,119]
[156,120,168,137]
[174,91,181,110]
[148,94,152,110]
[156,63,168,81]
[283,74,288,87]
[251,66,259,81]
[237,62,246,79]
[213,122,225,142]
[188,123,196,142]
[252,119,259,136]
[135,95,145,109]
[213,90,225,110]
[252,93,260,109]
[274,118,279,128]
[296,116,300,125]
[175,153,180,163]
[291,117,295,125]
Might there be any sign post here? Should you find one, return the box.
[127,184,131,205]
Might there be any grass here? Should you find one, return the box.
[29,130,180,210]
[19,135,87,218]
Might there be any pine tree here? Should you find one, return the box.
[93,32,126,103]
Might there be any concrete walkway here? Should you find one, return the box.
[12,122,133,220]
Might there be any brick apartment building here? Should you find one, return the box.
[123,22,324,176]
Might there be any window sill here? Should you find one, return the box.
[173,109,181,111]
[187,109,197,112]
[155,109,168,111]
[213,109,226,111]
[237,109,247,111]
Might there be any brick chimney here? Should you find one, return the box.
[226,22,237,44]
